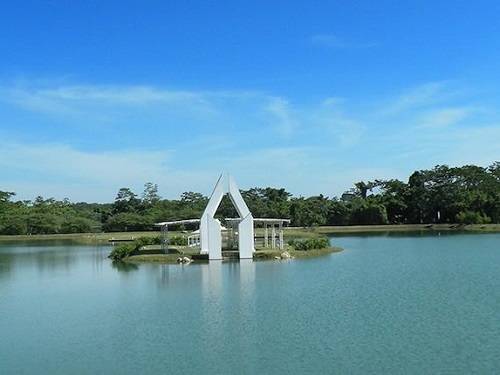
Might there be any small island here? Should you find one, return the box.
[109,227,343,264]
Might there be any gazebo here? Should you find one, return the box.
[154,174,291,260]
[226,218,291,250]
[154,219,200,252]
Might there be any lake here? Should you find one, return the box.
[1,232,499,374]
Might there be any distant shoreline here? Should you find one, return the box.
[1,223,499,242]
[290,223,500,234]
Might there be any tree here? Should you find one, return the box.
[0,191,15,204]
[327,200,350,225]
[376,179,408,224]
[289,196,328,226]
[142,182,160,206]
[112,188,141,214]
[354,181,376,199]
[349,199,388,225]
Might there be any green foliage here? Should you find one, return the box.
[289,196,329,227]
[456,211,491,224]
[108,236,162,261]
[142,182,161,206]
[169,235,188,246]
[112,188,141,214]
[1,161,500,235]
[108,244,137,261]
[349,199,388,225]
[134,235,162,247]
[289,237,330,251]
[103,212,153,232]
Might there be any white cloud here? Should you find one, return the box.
[0,84,217,120]
[0,142,221,201]
[1,79,499,202]
[381,81,452,115]
[418,107,472,128]
[264,97,298,138]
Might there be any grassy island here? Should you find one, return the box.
[107,230,343,264]
[122,246,343,264]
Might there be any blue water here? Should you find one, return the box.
[0,232,499,374]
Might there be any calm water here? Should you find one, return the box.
[0,233,499,374]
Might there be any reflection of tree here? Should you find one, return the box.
[0,253,13,282]
[111,260,139,272]
[5,243,79,273]
[158,264,170,286]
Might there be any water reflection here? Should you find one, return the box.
[239,259,255,295]
[201,260,223,298]
[0,242,111,281]
[111,261,139,272]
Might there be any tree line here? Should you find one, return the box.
[1,163,499,235]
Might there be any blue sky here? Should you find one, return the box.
[1,1,499,202]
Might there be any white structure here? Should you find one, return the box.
[200,174,254,260]
[227,218,290,250]
[187,225,228,247]
[155,219,201,253]
[258,218,291,250]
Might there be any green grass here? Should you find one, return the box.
[125,254,188,263]
[126,246,343,263]
[0,230,186,242]
[2,223,500,243]
[253,247,342,261]
[287,223,500,235]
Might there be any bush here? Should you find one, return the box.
[349,201,388,225]
[60,217,96,233]
[108,235,185,260]
[169,235,188,246]
[456,211,491,224]
[108,236,162,261]
[288,237,330,251]
[108,244,137,261]
[134,235,162,248]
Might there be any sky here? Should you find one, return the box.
[1,0,500,202]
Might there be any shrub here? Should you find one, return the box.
[108,235,185,260]
[109,236,161,261]
[169,235,188,246]
[108,244,137,261]
[456,211,491,224]
[349,201,388,225]
[288,237,330,251]
[134,235,162,248]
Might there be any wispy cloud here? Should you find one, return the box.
[0,142,215,201]
[1,79,499,201]
[0,84,216,119]
[0,80,365,146]
[264,97,298,138]
[417,107,472,128]
[380,81,466,115]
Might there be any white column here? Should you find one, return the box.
[279,222,284,250]
[238,214,254,259]
[271,224,276,249]
[264,224,268,248]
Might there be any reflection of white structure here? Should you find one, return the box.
[200,174,254,260]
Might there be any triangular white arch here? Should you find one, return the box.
[200,173,254,260]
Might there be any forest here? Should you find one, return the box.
[1,163,499,235]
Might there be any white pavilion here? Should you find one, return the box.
[155,173,290,261]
